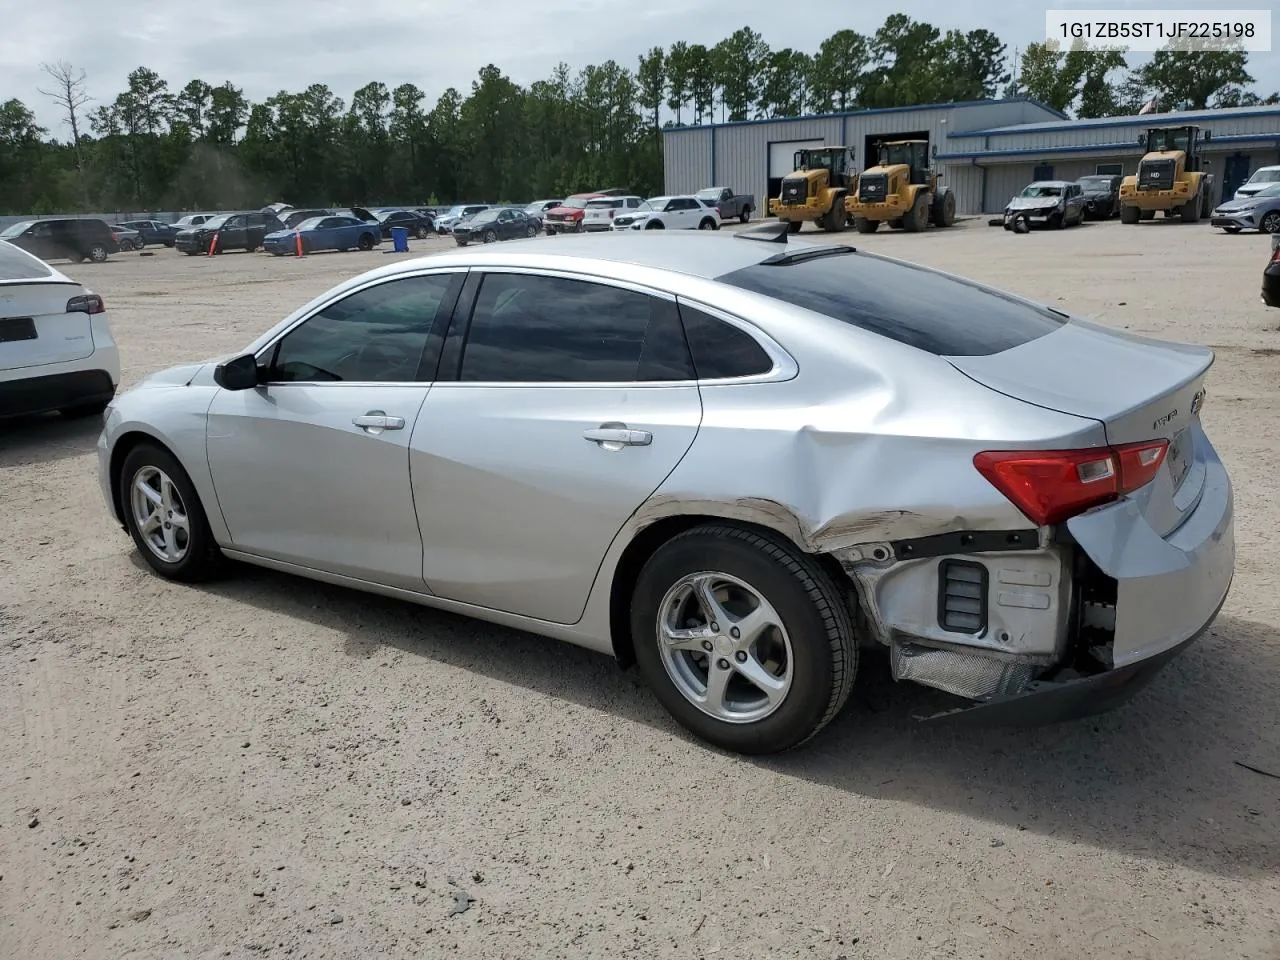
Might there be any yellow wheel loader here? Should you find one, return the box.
[1118,125,1215,224]
[767,146,856,233]
[845,140,956,234]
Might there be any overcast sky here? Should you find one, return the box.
[5,0,1277,134]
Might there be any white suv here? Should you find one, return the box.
[0,240,119,419]
[581,195,643,232]
[1235,166,1280,201]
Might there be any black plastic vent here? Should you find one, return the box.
[937,559,988,634]
[780,178,807,203]
[1137,159,1176,191]
[859,173,888,202]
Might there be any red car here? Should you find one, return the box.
[543,193,607,235]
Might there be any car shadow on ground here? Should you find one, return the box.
[0,412,102,467]
[204,563,1277,880]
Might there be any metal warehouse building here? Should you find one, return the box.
[663,99,1280,216]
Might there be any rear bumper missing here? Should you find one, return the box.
[920,593,1224,726]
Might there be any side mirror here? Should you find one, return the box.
[214,353,260,391]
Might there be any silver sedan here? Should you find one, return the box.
[97,227,1235,753]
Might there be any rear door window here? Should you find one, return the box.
[717,252,1066,357]
[678,304,773,379]
[458,273,694,383]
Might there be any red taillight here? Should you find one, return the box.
[974,440,1169,526]
[66,293,105,315]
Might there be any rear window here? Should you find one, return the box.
[0,241,54,279]
[717,251,1066,357]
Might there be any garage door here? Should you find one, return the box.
[768,139,826,178]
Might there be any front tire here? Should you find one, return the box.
[853,217,879,234]
[630,524,856,755]
[1260,211,1280,234]
[416,225,429,239]
[902,191,929,232]
[1120,204,1140,224]
[119,443,224,583]
[88,244,108,262]
[698,217,717,230]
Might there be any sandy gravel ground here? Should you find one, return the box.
[2,218,1278,960]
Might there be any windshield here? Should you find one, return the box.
[1255,183,1280,198]
[294,217,326,231]
[523,203,545,214]
[1147,128,1192,153]
[1021,184,1062,198]
[444,206,468,217]
[1248,168,1280,184]
[1078,177,1113,189]
[639,198,670,212]
[470,210,500,224]
[202,215,231,229]
[878,143,921,167]
[561,197,592,209]
[0,221,34,238]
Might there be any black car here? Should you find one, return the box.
[452,207,539,245]
[1263,233,1280,308]
[1076,175,1122,219]
[174,212,286,255]
[282,208,334,229]
[0,217,120,263]
[117,219,178,247]
[374,209,434,239]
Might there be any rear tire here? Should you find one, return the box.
[1180,195,1202,223]
[630,524,857,755]
[483,229,497,243]
[739,207,751,224]
[1140,210,1155,221]
[357,233,374,251]
[853,217,879,234]
[119,443,225,583]
[645,221,664,230]
[88,244,108,262]
[930,190,956,227]
[821,194,846,232]
[901,191,929,232]
[1120,205,1140,224]
[416,225,429,239]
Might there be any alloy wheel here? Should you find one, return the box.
[1261,211,1280,234]
[130,465,191,563]
[656,571,793,724]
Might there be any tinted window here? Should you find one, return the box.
[268,274,455,383]
[679,305,773,379]
[459,273,692,383]
[717,252,1066,357]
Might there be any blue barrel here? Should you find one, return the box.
[390,226,410,252]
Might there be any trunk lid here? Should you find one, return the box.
[0,279,94,371]
[947,319,1213,536]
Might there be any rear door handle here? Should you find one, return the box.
[583,427,652,446]
[352,413,405,433]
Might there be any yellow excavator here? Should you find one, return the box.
[767,146,856,233]
[845,139,956,233]
[1118,125,1215,223]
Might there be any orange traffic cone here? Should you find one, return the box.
[295,231,304,258]
[207,232,218,256]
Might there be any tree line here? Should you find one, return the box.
[0,15,1274,216]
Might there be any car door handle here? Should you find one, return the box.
[352,413,405,431]
[583,427,652,446]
